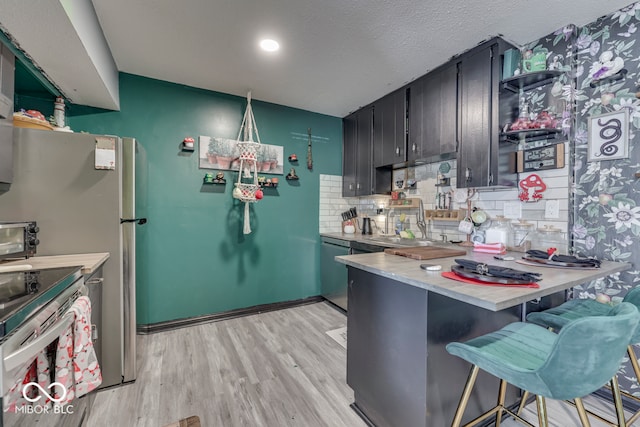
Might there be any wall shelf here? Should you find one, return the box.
[590,68,628,88]
[501,128,563,143]
[501,70,563,93]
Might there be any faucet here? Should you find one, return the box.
[416,199,428,240]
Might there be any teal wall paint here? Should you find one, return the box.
[68,73,343,325]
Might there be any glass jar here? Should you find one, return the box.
[485,216,513,247]
[511,220,534,252]
[531,225,567,254]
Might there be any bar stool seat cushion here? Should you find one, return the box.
[446,303,639,401]
[528,287,640,343]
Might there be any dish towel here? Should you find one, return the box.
[54,296,102,405]
[472,242,506,254]
[4,346,52,412]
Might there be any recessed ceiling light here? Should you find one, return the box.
[259,39,280,52]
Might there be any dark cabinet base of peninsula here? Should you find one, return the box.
[346,267,563,426]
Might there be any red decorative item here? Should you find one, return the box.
[25,110,46,122]
[533,111,558,129]
[509,116,534,131]
[254,189,264,200]
[547,247,557,257]
[518,174,547,202]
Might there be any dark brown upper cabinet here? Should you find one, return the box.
[407,62,457,164]
[342,106,373,197]
[456,38,517,188]
[373,88,406,167]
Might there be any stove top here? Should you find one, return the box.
[0,266,83,340]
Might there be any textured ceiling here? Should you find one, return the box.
[0,0,637,117]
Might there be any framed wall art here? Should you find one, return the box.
[199,136,284,174]
[587,109,629,162]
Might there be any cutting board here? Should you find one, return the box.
[384,246,466,260]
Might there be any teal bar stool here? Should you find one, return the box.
[526,286,640,426]
[446,302,639,427]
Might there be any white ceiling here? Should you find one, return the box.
[0,0,636,117]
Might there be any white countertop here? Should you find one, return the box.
[0,253,110,275]
[336,251,630,311]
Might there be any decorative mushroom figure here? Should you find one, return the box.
[518,174,547,202]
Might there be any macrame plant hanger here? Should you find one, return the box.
[233,91,262,234]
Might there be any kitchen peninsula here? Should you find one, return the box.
[336,250,630,427]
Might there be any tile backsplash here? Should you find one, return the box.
[319,154,569,244]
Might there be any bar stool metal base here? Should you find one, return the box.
[453,365,593,427]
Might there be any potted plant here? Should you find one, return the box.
[216,139,236,169]
[268,146,278,170]
[207,138,219,164]
[257,146,270,172]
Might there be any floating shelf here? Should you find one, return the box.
[501,70,563,93]
[203,179,226,185]
[181,145,195,152]
[501,128,563,143]
[286,175,299,180]
[288,155,299,162]
[590,69,628,88]
[258,182,279,188]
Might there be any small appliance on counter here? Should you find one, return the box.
[0,221,39,260]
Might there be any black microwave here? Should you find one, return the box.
[0,222,39,260]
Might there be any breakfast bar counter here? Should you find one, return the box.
[335,250,630,427]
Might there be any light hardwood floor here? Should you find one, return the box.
[87,301,633,427]
[86,302,366,427]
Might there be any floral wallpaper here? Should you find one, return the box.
[570,2,640,396]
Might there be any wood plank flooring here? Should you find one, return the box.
[86,302,366,427]
[87,301,633,427]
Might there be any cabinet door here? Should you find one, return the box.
[407,76,426,162]
[355,107,373,196]
[439,63,458,155]
[457,45,494,188]
[342,113,357,197]
[343,108,373,197]
[373,89,406,167]
[408,64,457,162]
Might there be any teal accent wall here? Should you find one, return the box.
[68,73,343,325]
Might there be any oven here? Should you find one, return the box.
[0,222,39,261]
[0,266,91,427]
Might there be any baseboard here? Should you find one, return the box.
[137,296,325,334]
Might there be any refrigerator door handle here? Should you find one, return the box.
[120,218,147,225]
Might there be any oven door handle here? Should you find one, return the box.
[4,311,75,372]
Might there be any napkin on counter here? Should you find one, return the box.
[454,259,542,282]
[472,242,506,254]
[526,250,601,268]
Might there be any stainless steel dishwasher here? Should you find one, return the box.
[321,237,387,311]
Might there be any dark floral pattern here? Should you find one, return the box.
[569,1,640,395]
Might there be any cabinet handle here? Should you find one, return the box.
[349,183,353,190]
[465,168,472,182]
[395,147,400,156]
[356,183,361,190]
[412,143,417,153]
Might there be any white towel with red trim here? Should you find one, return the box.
[473,242,506,254]
[54,296,102,405]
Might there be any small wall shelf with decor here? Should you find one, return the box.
[501,128,563,143]
[501,70,564,93]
